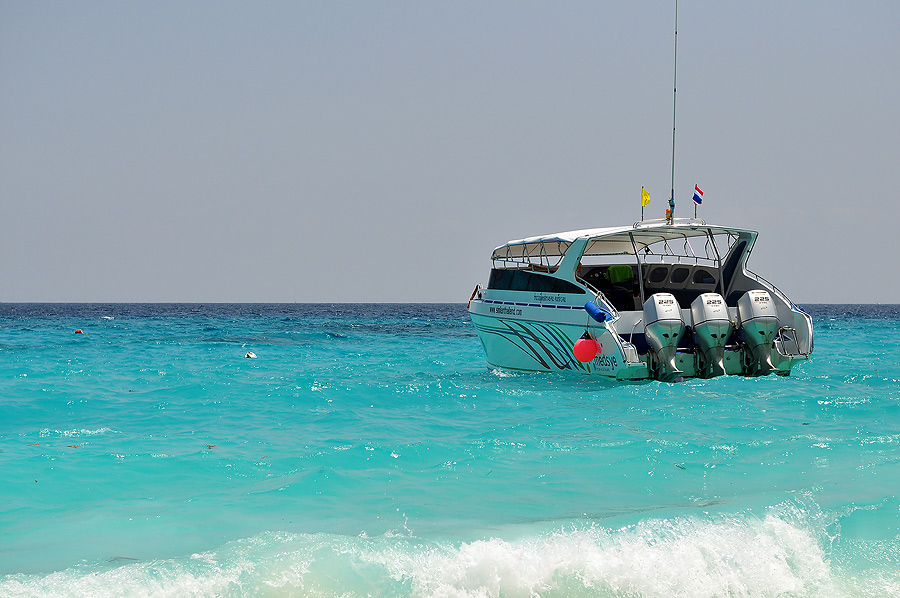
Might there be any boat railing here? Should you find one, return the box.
[490,260,560,274]
[638,254,719,268]
[632,217,706,228]
[746,269,798,311]
[775,326,808,358]
[576,276,620,321]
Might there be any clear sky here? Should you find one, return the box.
[2,1,898,303]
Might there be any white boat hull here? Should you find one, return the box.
[469,301,649,380]
[469,297,810,381]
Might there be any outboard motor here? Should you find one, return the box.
[690,293,732,378]
[643,293,685,382]
[737,290,779,375]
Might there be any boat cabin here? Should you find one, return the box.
[486,219,776,315]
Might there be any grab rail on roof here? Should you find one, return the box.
[633,217,707,228]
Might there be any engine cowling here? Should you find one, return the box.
[737,290,779,375]
[690,293,732,378]
[643,293,685,382]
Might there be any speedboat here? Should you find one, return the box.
[467,217,813,381]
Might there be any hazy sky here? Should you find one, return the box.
[2,1,898,303]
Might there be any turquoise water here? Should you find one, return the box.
[0,303,898,597]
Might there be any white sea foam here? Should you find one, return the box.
[38,427,118,438]
[3,512,898,598]
[368,514,841,597]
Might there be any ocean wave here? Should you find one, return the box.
[3,509,898,598]
[38,428,119,439]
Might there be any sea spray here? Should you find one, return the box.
[2,504,895,597]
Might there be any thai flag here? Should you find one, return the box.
[692,185,703,205]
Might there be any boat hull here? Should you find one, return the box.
[469,298,809,381]
[468,301,648,380]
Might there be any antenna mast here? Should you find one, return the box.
[668,0,678,224]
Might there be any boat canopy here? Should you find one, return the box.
[491,220,755,267]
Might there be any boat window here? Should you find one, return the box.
[509,270,529,291]
[487,269,511,290]
[693,269,716,284]
[553,278,582,294]
[487,268,583,294]
[671,267,690,284]
[526,275,552,293]
[649,267,668,283]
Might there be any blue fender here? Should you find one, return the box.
[584,302,611,323]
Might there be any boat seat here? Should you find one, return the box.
[603,265,637,311]
[603,288,637,312]
[607,265,635,285]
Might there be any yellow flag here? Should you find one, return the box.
[641,187,651,207]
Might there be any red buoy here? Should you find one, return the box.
[573,332,599,362]
[75,329,84,334]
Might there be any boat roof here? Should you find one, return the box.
[491,219,756,259]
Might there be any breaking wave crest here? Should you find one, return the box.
[3,506,897,598]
